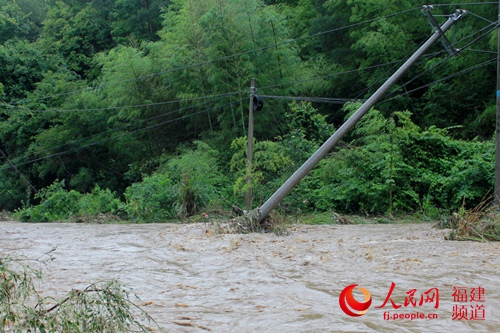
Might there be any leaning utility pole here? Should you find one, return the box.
[257,7,466,222]
[495,0,500,205]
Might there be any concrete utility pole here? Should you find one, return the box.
[245,78,256,210]
[495,0,500,205]
[257,7,466,222]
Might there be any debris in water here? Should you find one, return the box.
[438,195,500,242]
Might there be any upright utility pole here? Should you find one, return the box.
[257,8,465,222]
[245,78,256,210]
[495,0,500,205]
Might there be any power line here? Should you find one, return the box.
[467,10,497,24]
[257,50,444,99]
[432,2,498,7]
[2,4,497,172]
[1,96,231,168]
[259,18,497,120]
[0,149,37,193]
[380,58,496,104]
[5,7,423,107]
[0,100,243,172]
[2,52,452,115]
[355,13,498,100]
[6,3,495,110]
[2,90,244,113]
[260,95,352,105]
[353,38,436,100]
[4,104,201,165]
[258,60,404,92]
[383,20,498,101]
[455,20,499,50]
[464,48,497,54]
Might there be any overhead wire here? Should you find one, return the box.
[19,14,491,116]
[380,58,496,104]
[1,90,245,113]
[353,37,433,100]
[354,7,498,100]
[2,57,430,115]
[4,2,496,110]
[257,60,404,93]
[259,95,352,105]
[466,10,496,24]
[4,103,205,165]
[0,99,244,172]
[257,18,476,99]
[256,10,497,131]
[464,49,497,54]
[382,19,498,101]
[5,7,423,107]
[2,3,497,174]
[1,92,240,168]
[431,2,498,7]
[6,3,494,111]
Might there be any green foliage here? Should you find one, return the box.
[0,171,28,212]
[399,128,494,210]
[285,101,334,145]
[39,1,115,78]
[15,180,81,222]
[125,141,224,221]
[229,102,334,209]
[76,185,121,216]
[230,136,292,206]
[0,0,497,217]
[0,256,153,332]
[309,106,494,215]
[110,0,170,43]
[15,181,121,222]
[0,39,53,101]
[155,0,302,140]
[167,141,225,218]
[124,172,176,222]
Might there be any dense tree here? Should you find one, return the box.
[39,1,115,78]
[0,0,49,43]
[0,0,497,214]
[110,0,171,43]
[0,39,54,102]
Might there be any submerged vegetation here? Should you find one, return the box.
[0,0,497,238]
[437,195,500,242]
[0,255,155,332]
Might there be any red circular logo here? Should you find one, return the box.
[339,284,372,316]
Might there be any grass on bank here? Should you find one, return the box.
[4,186,500,242]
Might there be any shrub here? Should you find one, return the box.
[15,181,82,222]
[15,181,121,222]
[124,172,176,222]
[309,107,494,215]
[167,141,224,218]
[77,185,121,216]
[230,137,293,207]
[124,141,225,221]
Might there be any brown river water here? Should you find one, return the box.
[1,221,499,332]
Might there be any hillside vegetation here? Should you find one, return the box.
[0,0,497,221]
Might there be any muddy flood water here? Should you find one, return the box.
[1,221,499,332]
